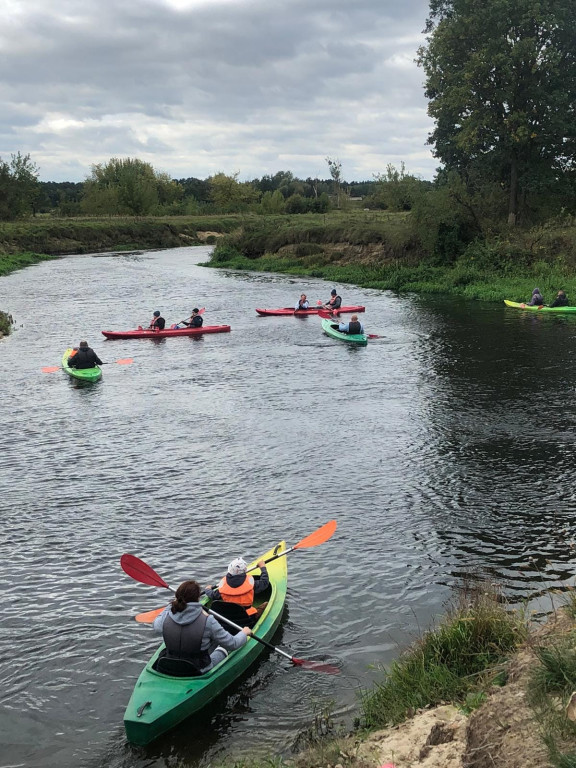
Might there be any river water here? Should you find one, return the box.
[1,245,576,767]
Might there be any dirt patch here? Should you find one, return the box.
[195,230,223,241]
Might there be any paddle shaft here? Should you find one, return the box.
[207,609,294,662]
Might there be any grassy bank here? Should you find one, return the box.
[0,214,242,259]
[208,211,576,303]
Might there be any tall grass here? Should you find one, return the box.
[361,585,526,728]
[529,634,576,768]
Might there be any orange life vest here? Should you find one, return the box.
[217,575,257,615]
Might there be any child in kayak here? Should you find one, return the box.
[67,341,103,369]
[295,294,309,310]
[204,557,269,627]
[153,580,251,673]
[527,288,544,306]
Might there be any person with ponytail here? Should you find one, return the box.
[153,580,251,673]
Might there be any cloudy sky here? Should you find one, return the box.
[1,0,436,183]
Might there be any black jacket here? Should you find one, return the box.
[68,347,103,369]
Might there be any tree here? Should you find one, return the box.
[208,172,259,212]
[0,152,39,219]
[371,163,431,211]
[325,157,343,208]
[418,0,576,225]
[82,157,182,216]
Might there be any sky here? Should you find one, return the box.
[0,0,436,183]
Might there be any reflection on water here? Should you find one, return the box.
[1,247,576,767]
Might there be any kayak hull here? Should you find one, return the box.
[321,318,367,345]
[256,305,365,316]
[123,542,287,746]
[61,349,102,382]
[504,300,576,313]
[102,325,231,339]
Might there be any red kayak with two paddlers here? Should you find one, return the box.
[102,325,231,340]
[255,305,365,317]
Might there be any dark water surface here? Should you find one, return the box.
[2,246,576,767]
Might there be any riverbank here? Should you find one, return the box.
[222,591,576,768]
[0,215,237,262]
[207,211,576,304]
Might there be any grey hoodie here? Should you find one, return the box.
[153,602,248,655]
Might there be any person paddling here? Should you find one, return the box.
[205,557,269,627]
[323,289,342,311]
[148,310,166,330]
[180,308,204,328]
[153,580,251,674]
[67,340,103,369]
[335,314,364,335]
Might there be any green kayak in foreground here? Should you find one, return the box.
[504,300,576,313]
[124,542,288,746]
[321,317,368,346]
[61,348,102,382]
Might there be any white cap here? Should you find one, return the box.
[227,557,247,575]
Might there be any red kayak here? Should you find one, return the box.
[255,305,365,317]
[102,325,231,339]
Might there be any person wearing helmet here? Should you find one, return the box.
[148,310,166,330]
[204,557,269,627]
[323,289,342,311]
[181,308,204,328]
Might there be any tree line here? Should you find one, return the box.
[0,155,421,219]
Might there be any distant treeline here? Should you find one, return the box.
[32,169,397,217]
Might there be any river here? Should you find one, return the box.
[1,245,575,767]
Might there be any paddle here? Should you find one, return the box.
[42,357,133,373]
[207,607,340,674]
[128,519,337,618]
[173,308,206,328]
[122,554,339,674]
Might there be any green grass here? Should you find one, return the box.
[0,251,60,277]
[361,584,526,729]
[528,634,576,768]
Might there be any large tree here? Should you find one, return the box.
[418,0,576,224]
[82,157,182,216]
[0,152,39,220]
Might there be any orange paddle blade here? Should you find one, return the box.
[42,366,60,373]
[115,358,133,365]
[294,519,337,549]
[135,606,166,623]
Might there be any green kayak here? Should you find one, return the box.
[504,300,576,313]
[124,541,288,745]
[321,317,367,346]
[62,348,102,382]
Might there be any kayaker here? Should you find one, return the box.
[148,310,166,330]
[67,341,103,369]
[323,289,342,311]
[527,287,545,306]
[550,289,569,307]
[181,308,204,328]
[153,580,251,673]
[295,294,309,310]
[204,557,269,627]
[337,314,364,335]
